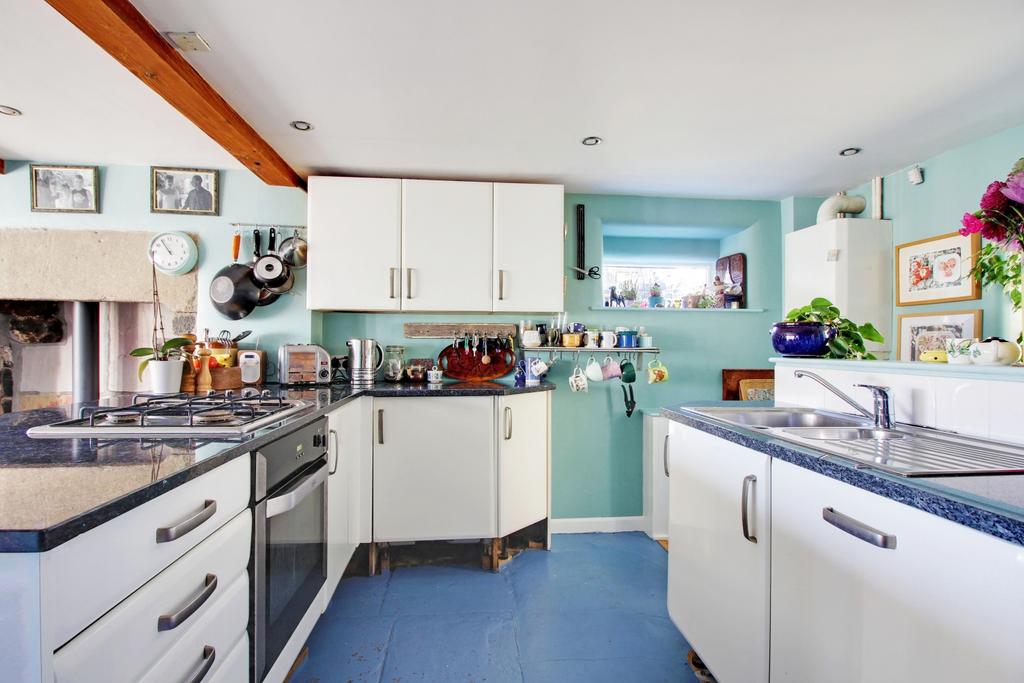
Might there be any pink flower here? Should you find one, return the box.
[981,181,1009,211]
[1004,240,1024,253]
[961,212,984,234]
[1002,173,1024,204]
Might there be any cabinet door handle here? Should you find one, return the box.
[378,408,384,444]
[822,507,897,549]
[389,268,397,299]
[504,406,512,440]
[662,434,670,477]
[156,499,216,543]
[498,270,506,301]
[157,573,217,631]
[406,268,413,299]
[329,428,339,474]
[186,645,216,683]
[741,475,757,543]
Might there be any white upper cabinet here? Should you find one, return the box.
[306,177,564,312]
[307,177,402,311]
[401,179,493,311]
[492,183,564,312]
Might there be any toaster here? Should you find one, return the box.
[278,344,331,385]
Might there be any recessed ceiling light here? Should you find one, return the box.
[839,147,862,157]
[0,105,23,116]
[581,136,603,146]
[290,120,313,132]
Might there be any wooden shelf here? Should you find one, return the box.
[522,346,661,354]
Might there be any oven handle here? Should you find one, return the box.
[266,460,328,519]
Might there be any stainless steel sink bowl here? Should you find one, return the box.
[690,407,869,430]
[781,427,905,441]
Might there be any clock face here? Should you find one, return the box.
[149,232,198,275]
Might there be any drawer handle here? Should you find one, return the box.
[741,475,757,543]
[186,645,216,683]
[156,499,217,543]
[157,573,218,632]
[823,507,897,549]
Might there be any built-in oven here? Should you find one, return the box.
[252,417,328,682]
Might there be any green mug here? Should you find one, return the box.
[619,359,637,383]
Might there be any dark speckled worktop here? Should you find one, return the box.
[0,380,554,553]
[664,401,1024,547]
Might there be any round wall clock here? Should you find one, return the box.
[148,231,198,275]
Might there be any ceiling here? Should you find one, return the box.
[5,1,1024,199]
[0,1,240,170]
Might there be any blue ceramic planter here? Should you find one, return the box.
[770,321,835,357]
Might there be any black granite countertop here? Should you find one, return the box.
[664,401,1024,547]
[0,380,554,553]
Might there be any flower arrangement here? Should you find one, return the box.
[962,157,1024,313]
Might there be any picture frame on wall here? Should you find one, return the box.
[897,309,982,361]
[150,166,219,216]
[30,164,99,213]
[895,231,981,306]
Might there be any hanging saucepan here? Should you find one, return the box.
[210,230,260,320]
[249,229,281,307]
[278,227,307,270]
[253,227,294,294]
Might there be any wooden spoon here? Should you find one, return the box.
[481,337,491,365]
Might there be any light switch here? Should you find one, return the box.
[826,249,840,262]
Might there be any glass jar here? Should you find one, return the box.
[383,345,406,382]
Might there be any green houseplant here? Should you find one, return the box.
[130,337,193,392]
[780,297,884,359]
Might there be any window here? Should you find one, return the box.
[602,264,713,308]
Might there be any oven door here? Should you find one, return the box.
[254,457,328,681]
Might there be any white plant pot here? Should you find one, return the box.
[147,359,185,394]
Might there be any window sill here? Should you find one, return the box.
[588,306,766,313]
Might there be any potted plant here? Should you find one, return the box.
[648,282,664,308]
[620,280,638,304]
[131,337,193,393]
[963,157,1024,341]
[772,297,884,358]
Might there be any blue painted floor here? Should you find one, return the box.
[293,532,698,683]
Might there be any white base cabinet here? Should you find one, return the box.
[666,423,770,683]
[497,392,549,537]
[373,396,497,542]
[771,459,1024,683]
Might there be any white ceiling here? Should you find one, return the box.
[0,1,240,169]
[6,1,1024,199]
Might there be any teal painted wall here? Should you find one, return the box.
[0,161,309,352]
[602,236,721,265]
[847,122,1024,342]
[321,192,782,518]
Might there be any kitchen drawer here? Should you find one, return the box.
[208,632,249,683]
[52,509,250,683]
[42,454,250,648]
[139,572,249,683]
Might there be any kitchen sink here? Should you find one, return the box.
[781,427,905,441]
[690,407,869,430]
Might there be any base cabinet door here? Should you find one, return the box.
[666,424,769,683]
[497,392,548,537]
[324,399,366,608]
[373,397,496,541]
[771,460,1024,683]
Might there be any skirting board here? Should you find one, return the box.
[549,516,646,534]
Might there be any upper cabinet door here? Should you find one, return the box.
[307,177,402,311]
[401,180,493,311]
[493,183,565,312]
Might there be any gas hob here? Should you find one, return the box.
[27,390,312,439]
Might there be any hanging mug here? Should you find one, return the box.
[647,359,669,384]
[569,365,589,392]
[620,359,637,383]
[601,355,622,380]
[585,356,604,382]
[532,358,551,376]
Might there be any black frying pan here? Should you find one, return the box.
[209,230,261,319]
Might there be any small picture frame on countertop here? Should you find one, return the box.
[151,166,219,216]
[897,309,982,361]
[30,164,99,213]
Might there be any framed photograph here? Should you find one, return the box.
[151,167,219,216]
[30,164,99,213]
[897,309,982,361]
[895,231,980,306]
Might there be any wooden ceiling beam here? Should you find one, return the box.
[44,0,304,189]
[0,160,5,175]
